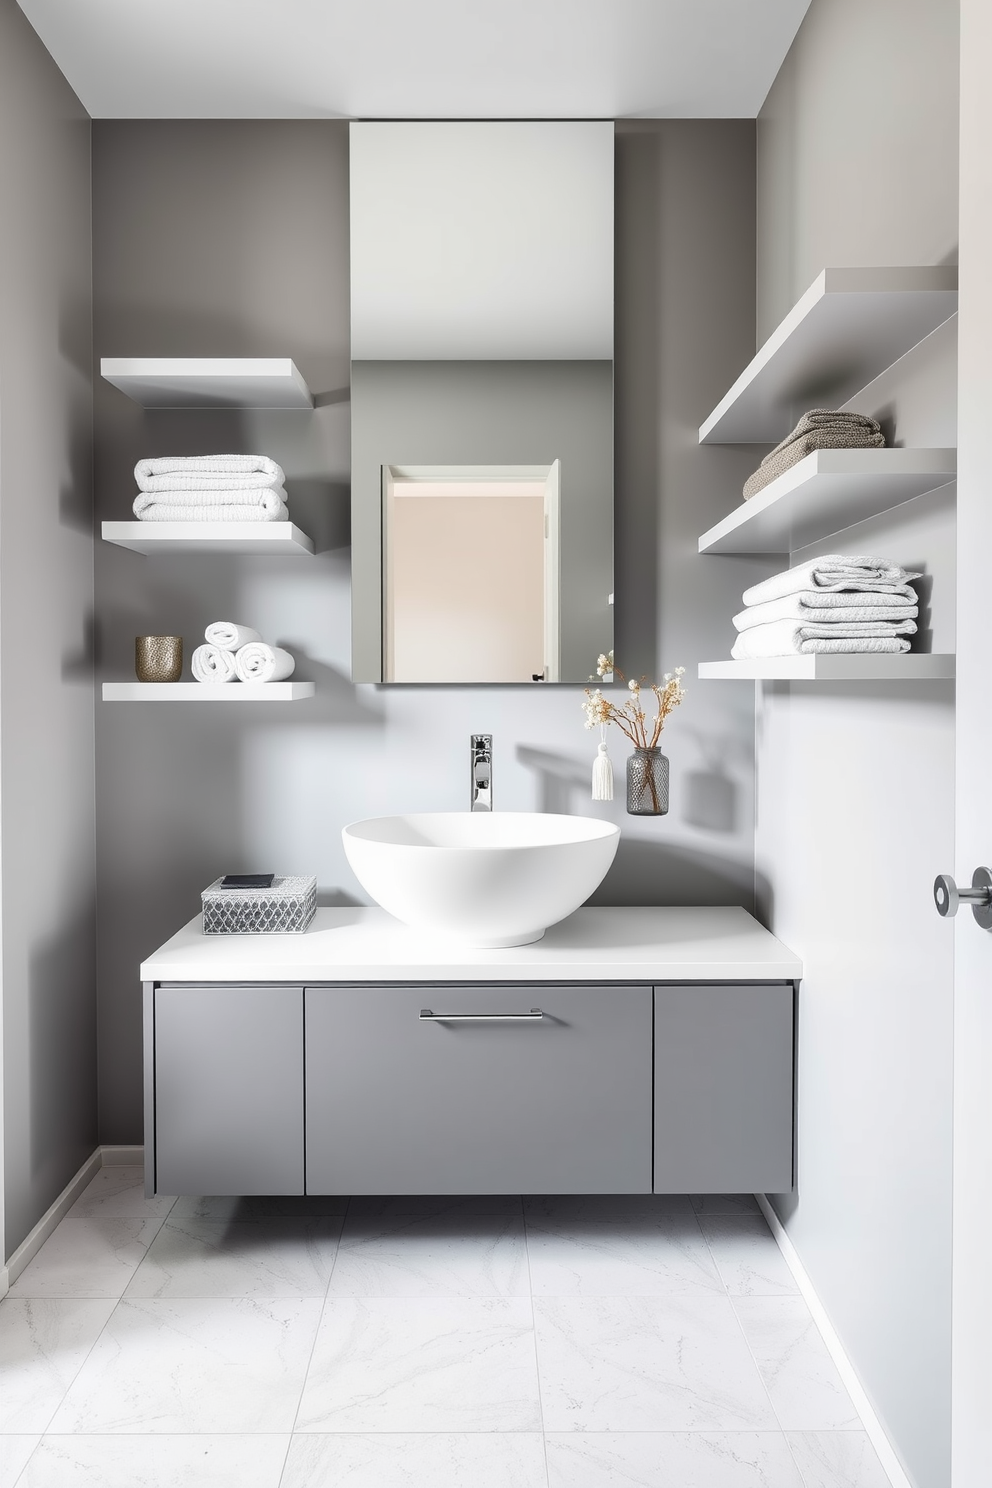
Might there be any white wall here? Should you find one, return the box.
[0,0,97,1257]
[755,4,959,1486]
[952,2,992,1479]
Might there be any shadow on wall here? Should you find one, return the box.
[516,744,592,814]
[21,896,98,1243]
[287,481,350,552]
[590,836,755,912]
[517,740,741,839]
[516,742,756,912]
[680,726,749,834]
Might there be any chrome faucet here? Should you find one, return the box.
[470,734,493,812]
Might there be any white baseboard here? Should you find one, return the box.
[757,1193,913,1488]
[3,1144,145,1289]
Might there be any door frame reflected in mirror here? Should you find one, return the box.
[381,463,562,685]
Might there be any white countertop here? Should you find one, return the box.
[140,906,802,983]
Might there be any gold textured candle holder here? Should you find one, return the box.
[135,635,183,683]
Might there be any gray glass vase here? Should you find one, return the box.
[626,747,669,816]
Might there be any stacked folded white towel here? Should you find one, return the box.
[132,455,289,523]
[191,622,296,685]
[731,555,920,659]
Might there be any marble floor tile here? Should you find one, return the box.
[48,1297,322,1434]
[9,1220,164,1299]
[786,1431,893,1488]
[169,1195,350,1221]
[690,1195,761,1216]
[329,1213,529,1298]
[124,1217,342,1299]
[534,1294,777,1432]
[346,1195,522,1223]
[526,1214,722,1299]
[545,1431,806,1488]
[733,1296,861,1431]
[697,1215,799,1297]
[524,1195,694,1224]
[281,1433,548,1488]
[0,1436,42,1488]
[17,1434,290,1488]
[297,1296,542,1432]
[67,1167,175,1221]
[0,1299,115,1432]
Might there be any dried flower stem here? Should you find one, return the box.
[582,651,686,751]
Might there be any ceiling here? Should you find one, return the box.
[17,0,811,120]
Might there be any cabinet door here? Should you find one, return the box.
[654,983,794,1194]
[305,984,652,1194]
[155,984,304,1195]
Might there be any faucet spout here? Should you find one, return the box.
[470,734,493,812]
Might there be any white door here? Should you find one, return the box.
[543,459,561,682]
[950,2,992,1480]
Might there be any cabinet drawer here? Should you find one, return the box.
[305,983,652,1194]
[155,984,304,1196]
[654,983,794,1194]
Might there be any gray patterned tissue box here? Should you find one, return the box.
[201,876,317,935]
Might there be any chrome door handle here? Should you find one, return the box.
[934,867,992,929]
[420,1008,544,1021]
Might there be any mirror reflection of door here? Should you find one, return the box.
[382,463,561,683]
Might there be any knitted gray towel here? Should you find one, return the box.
[766,408,882,462]
[743,418,885,501]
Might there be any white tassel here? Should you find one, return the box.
[592,732,613,801]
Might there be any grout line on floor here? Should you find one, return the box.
[521,1198,552,1488]
[275,1195,350,1485]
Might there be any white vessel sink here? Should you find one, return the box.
[342,812,620,947]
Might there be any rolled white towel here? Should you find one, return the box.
[191,644,238,683]
[133,488,288,522]
[235,642,296,684]
[205,622,262,652]
[135,455,285,490]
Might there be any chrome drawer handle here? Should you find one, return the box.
[419,1008,544,1022]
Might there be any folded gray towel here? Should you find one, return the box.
[767,408,882,460]
[743,409,885,500]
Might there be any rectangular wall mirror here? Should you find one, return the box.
[350,121,614,684]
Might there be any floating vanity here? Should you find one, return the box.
[141,905,801,1202]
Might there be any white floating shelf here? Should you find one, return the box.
[100,358,313,409]
[102,521,315,557]
[698,448,957,555]
[699,655,955,681]
[699,267,958,444]
[102,682,315,701]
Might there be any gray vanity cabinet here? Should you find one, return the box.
[153,984,304,1196]
[654,983,795,1194]
[305,983,653,1194]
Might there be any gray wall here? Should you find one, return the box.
[0,0,97,1257]
[92,118,762,1140]
[755,3,959,1486]
[757,0,959,340]
[350,359,614,681]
